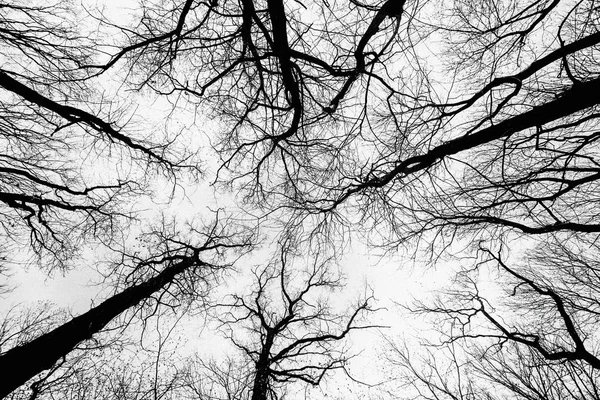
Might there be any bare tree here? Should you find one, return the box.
[214,243,379,400]
[382,233,600,399]
[411,238,600,368]
[4,332,185,400]
[0,214,255,398]
[384,334,600,400]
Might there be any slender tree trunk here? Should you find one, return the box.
[0,256,199,398]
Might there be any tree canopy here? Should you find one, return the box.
[2,0,600,399]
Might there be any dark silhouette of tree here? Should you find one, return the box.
[411,238,600,369]
[214,243,379,400]
[3,330,185,400]
[384,234,600,399]
[0,215,254,398]
[384,335,600,400]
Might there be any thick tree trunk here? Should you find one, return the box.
[251,335,274,400]
[0,256,199,398]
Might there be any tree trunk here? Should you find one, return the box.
[251,335,274,400]
[0,256,199,398]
